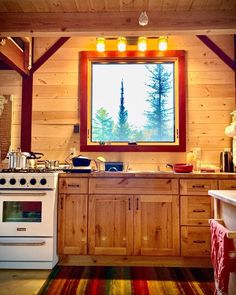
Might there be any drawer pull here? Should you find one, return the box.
[193,209,206,213]
[192,185,205,189]
[68,184,80,187]
[230,186,236,189]
[193,240,206,244]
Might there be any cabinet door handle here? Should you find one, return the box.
[128,198,131,210]
[68,184,80,187]
[192,185,205,189]
[193,209,206,213]
[136,198,139,210]
[60,197,64,210]
[230,186,236,189]
[193,240,206,244]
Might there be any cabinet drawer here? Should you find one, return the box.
[181,196,213,225]
[181,226,211,257]
[218,179,236,190]
[180,179,217,195]
[59,178,88,194]
[89,178,178,194]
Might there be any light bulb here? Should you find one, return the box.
[138,37,147,52]
[96,37,106,52]
[139,11,148,26]
[117,37,126,52]
[158,36,168,51]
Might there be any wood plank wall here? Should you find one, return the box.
[0,71,22,154]
[1,35,235,169]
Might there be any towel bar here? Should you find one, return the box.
[209,219,236,239]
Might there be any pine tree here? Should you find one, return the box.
[114,79,130,141]
[145,64,173,141]
[92,107,114,141]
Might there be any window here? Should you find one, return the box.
[80,50,186,152]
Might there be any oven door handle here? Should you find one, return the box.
[0,241,46,246]
[0,192,47,196]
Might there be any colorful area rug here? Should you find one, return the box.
[38,266,215,295]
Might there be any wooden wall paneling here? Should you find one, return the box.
[0,71,22,151]
[33,98,77,111]
[197,35,236,71]
[32,37,70,73]
[20,35,236,167]
[188,97,235,111]
[33,85,78,99]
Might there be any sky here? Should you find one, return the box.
[92,63,174,129]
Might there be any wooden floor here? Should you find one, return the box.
[0,269,51,295]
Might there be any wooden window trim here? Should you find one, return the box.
[79,50,186,152]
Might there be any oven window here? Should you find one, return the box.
[3,201,42,222]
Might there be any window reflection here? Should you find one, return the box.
[3,201,42,222]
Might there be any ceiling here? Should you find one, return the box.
[0,0,236,36]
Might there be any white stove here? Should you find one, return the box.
[0,170,59,269]
[0,171,57,189]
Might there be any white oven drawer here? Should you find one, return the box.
[0,237,54,261]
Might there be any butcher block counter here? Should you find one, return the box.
[58,172,236,267]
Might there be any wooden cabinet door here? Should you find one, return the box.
[88,195,133,255]
[134,195,180,256]
[58,193,87,255]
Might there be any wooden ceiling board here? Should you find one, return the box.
[1,0,23,12]
[44,0,64,12]
[89,0,106,12]
[27,0,50,12]
[0,0,235,36]
[74,0,92,12]
[104,0,121,12]
[58,0,79,12]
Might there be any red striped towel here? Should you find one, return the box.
[209,220,236,294]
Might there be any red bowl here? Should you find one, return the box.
[173,163,193,173]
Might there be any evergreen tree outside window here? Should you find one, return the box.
[80,50,186,152]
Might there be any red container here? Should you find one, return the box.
[167,163,193,173]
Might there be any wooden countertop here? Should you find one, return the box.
[208,190,236,206]
[59,171,236,179]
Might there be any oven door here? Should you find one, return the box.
[0,190,56,236]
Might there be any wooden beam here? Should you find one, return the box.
[32,37,70,72]
[20,37,70,150]
[0,10,236,37]
[0,38,28,75]
[197,35,236,71]
[21,72,33,152]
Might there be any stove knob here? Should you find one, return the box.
[10,178,16,185]
[30,178,37,185]
[20,178,26,185]
[40,178,47,185]
[0,178,6,185]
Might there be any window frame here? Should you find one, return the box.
[80,50,186,152]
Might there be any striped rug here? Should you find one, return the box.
[38,266,215,295]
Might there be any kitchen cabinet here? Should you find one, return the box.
[180,179,216,257]
[88,178,179,256]
[134,194,179,256]
[88,194,133,255]
[58,178,88,255]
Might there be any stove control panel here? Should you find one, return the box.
[0,173,58,189]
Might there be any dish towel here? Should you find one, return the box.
[209,219,236,295]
